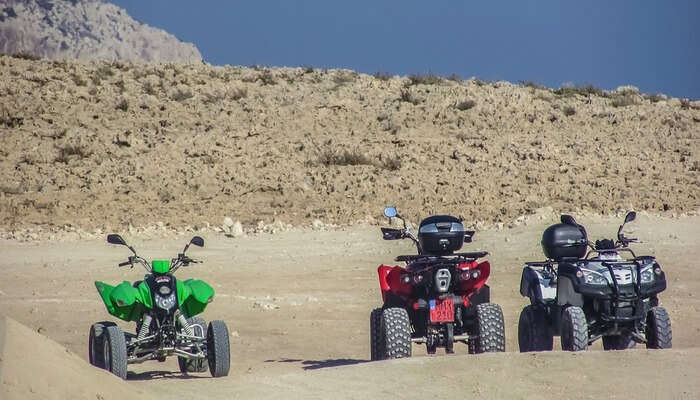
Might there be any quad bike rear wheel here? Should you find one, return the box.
[561,306,588,351]
[381,307,412,359]
[178,317,209,373]
[474,303,506,353]
[103,325,128,379]
[518,305,553,352]
[207,320,231,377]
[602,331,636,350]
[369,308,385,361]
[645,306,672,349]
[88,321,116,368]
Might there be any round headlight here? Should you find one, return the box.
[159,285,171,295]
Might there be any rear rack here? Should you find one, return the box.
[395,251,488,263]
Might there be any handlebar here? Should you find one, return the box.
[118,261,131,267]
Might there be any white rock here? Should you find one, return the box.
[231,221,244,237]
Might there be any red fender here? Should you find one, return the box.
[456,260,490,294]
[377,265,412,302]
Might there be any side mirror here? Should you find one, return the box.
[107,234,127,246]
[384,206,397,218]
[560,215,577,226]
[190,236,204,247]
[464,231,475,243]
[624,211,636,224]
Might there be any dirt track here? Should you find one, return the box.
[1,214,699,399]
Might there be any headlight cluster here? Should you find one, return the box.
[155,293,177,310]
[640,264,660,284]
[578,268,611,285]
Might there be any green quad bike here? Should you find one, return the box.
[89,234,230,379]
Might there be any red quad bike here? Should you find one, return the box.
[370,206,505,360]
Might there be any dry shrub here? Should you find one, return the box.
[456,100,476,111]
[115,98,128,111]
[554,84,607,98]
[258,70,277,85]
[170,87,194,102]
[644,93,666,103]
[374,71,392,81]
[55,144,91,163]
[520,80,546,90]
[611,95,639,108]
[563,105,576,116]
[317,148,373,167]
[407,73,443,86]
[399,89,421,105]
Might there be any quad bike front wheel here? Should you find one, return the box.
[561,306,588,352]
[474,303,506,353]
[369,308,385,361]
[381,307,411,359]
[103,325,128,379]
[178,317,209,373]
[518,305,553,352]
[207,320,231,377]
[645,306,672,349]
[88,321,116,368]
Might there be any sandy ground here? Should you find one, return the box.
[1,214,699,399]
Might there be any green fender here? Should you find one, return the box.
[137,280,154,309]
[180,279,214,317]
[95,280,145,322]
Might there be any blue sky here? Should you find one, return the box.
[113,0,699,99]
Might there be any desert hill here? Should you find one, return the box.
[0,56,698,233]
[0,0,201,63]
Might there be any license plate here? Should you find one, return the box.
[429,298,454,323]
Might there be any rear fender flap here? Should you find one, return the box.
[377,265,411,303]
[181,279,214,317]
[184,279,214,304]
[520,266,542,298]
[457,260,490,292]
[95,281,117,313]
[96,280,144,321]
[557,276,584,307]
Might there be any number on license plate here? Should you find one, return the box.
[429,298,455,323]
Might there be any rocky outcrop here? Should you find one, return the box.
[0,0,201,63]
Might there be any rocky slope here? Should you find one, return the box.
[0,0,201,63]
[0,56,698,232]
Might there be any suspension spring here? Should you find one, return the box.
[138,314,152,340]
[177,312,193,336]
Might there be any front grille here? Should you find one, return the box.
[613,270,633,285]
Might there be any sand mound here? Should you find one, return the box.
[0,316,153,400]
[0,57,698,233]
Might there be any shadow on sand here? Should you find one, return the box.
[264,357,369,370]
[127,370,210,381]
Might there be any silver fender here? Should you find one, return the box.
[520,266,556,303]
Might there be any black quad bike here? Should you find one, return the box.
[518,211,671,352]
[370,207,505,359]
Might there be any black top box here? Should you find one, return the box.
[541,223,587,261]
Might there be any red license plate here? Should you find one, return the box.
[429,298,454,323]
